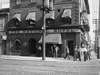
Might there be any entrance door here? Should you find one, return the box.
[28,38,37,55]
[68,40,74,56]
[3,40,6,55]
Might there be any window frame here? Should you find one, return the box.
[62,8,72,24]
[16,0,21,5]
[29,0,36,4]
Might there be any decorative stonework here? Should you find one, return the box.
[72,3,79,25]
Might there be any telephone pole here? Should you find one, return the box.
[93,19,98,54]
[98,0,100,59]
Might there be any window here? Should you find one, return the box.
[45,11,55,26]
[0,18,5,31]
[29,20,36,26]
[0,18,4,27]
[30,0,36,4]
[13,13,21,26]
[62,0,72,2]
[25,12,36,26]
[16,0,21,5]
[62,9,72,24]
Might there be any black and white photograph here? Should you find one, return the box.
[0,0,100,75]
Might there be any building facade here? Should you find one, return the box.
[0,8,9,55]
[6,0,90,57]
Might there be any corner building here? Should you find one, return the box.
[6,0,90,57]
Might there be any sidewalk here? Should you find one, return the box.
[0,55,74,62]
[0,51,97,62]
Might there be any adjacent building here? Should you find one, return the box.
[0,8,9,55]
[6,0,90,57]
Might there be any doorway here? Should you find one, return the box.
[28,38,37,55]
[13,39,21,54]
[68,40,74,56]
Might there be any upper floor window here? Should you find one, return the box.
[25,12,36,26]
[62,0,72,2]
[45,11,55,26]
[30,0,36,4]
[62,9,72,24]
[0,18,5,31]
[16,0,21,5]
[12,13,21,26]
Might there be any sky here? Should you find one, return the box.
[88,0,99,42]
[0,0,99,42]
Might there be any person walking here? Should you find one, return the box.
[83,45,87,61]
[51,44,59,58]
[78,46,82,61]
[37,45,42,57]
[74,46,78,61]
[86,45,91,60]
[64,45,70,59]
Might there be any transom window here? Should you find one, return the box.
[30,0,35,3]
[16,0,21,5]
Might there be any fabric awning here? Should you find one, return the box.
[25,12,36,21]
[13,13,21,21]
[45,11,55,19]
[62,9,71,18]
[39,34,62,44]
[2,35,7,40]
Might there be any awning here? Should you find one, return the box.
[45,11,55,19]
[25,12,36,21]
[13,13,21,21]
[39,34,62,44]
[62,9,71,18]
[2,35,7,40]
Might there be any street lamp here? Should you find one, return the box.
[37,0,53,60]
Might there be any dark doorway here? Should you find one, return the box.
[13,39,21,55]
[3,40,7,55]
[28,38,37,55]
[68,40,74,56]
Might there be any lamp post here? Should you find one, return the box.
[37,0,53,60]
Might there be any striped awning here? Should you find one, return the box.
[45,11,55,19]
[25,12,36,21]
[62,9,71,18]
[39,34,62,44]
[13,13,21,21]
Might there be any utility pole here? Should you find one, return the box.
[37,0,53,60]
[93,19,98,54]
[98,0,100,59]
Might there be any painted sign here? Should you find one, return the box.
[8,29,81,34]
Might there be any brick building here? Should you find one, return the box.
[6,0,90,57]
[0,8,9,55]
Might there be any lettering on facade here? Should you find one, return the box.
[8,29,81,34]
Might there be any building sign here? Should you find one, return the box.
[9,30,43,34]
[8,29,81,34]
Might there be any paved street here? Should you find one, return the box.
[0,51,100,75]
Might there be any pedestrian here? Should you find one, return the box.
[86,45,91,60]
[64,45,70,59]
[0,47,1,57]
[74,46,78,61]
[78,46,82,61]
[37,45,42,57]
[83,45,87,61]
[51,44,59,58]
